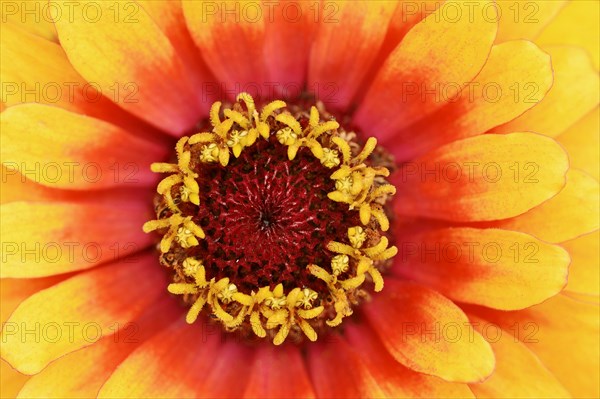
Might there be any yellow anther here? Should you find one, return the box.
[297,306,324,319]
[186,296,207,324]
[355,137,377,164]
[236,92,256,117]
[199,143,220,163]
[309,120,339,139]
[308,106,320,128]
[276,127,298,145]
[348,226,367,248]
[260,100,286,122]
[189,132,217,145]
[209,101,222,127]
[151,162,179,173]
[331,254,350,276]
[224,109,251,130]
[275,113,302,135]
[167,283,198,295]
[321,148,340,168]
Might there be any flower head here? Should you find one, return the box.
[1,1,598,398]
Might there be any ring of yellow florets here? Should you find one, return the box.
[143,93,397,345]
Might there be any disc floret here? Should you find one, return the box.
[143,93,397,344]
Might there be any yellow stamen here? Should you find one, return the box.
[143,93,397,344]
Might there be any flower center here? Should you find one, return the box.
[143,93,397,345]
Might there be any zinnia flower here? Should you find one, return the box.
[1,1,598,398]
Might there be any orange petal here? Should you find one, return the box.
[1,166,155,205]
[244,345,315,399]
[358,1,441,99]
[495,1,566,42]
[394,228,570,310]
[363,279,495,383]
[15,296,179,398]
[388,40,553,160]
[182,1,267,99]
[344,322,475,398]
[557,107,600,180]
[0,253,166,375]
[0,200,153,277]
[394,133,569,222]
[536,0,600,69]
[307,1,396,110]
[52,0,204,135]
[467,315,570,398]
[0,22,146,132]
[306,335,383,398]
[195,340,254,399]
[1,276,67,325]
[99,319,251,399]
[136,0,214,96]
[98,319,218,398]
[0,1,58,41]
[475,294,600,398]
[354,0,497,140]
[562,231,600,296]
[492,169,599,243]
[1,359,29,399]
[1,104,166,189]
[492,46,599,137]
[263,0,319,97]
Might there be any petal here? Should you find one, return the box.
[492,169,599,243]
[495,1,566,42]
[492,46,599,137]
[354,0,497,140]
[244,345,315,399]
[344,322,475,398]
[1,276,67,324]
[476,294,600,398]
[136,0,214,91]
[98,319,219,398]
[363,279,495,383]
[358,1,441,98]
[0,2,58,41]
[387,40,553,161]
[1,360,28,399]
[562,231,600,296]
[393,133,569,222]
[195,339,253,399]
[394,228,570,310]
[467,315,570,398]
[15,296,179,398]
[0,22,146,132]
[52,0,204,135]
[1,104,166,189]
[306,335,383,398]
[1,167,154,205]
[0,253,166,375]
[263,0,319,96]
[0,200,153,277]
[557,107,600,180]
[1,166,69,204]
[536,0,600,68]
[182,1,267,99]
[307,1,396,110]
